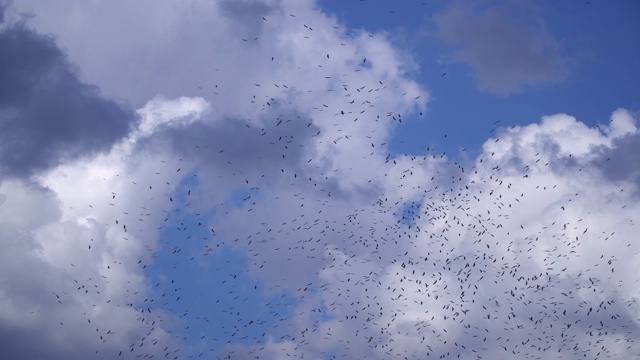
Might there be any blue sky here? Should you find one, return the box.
[1,1,640,359]
[320,0,640,159]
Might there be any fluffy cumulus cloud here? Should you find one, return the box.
[2,0,639,359]
[433,0,568,95]
[209,108,640,360]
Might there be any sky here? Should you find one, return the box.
[1,0,639,359]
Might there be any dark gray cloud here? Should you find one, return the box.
[137,101,320,183]
[591,133,640,191]
[0,7,136,179]
[433,1,568,95]
[217,0,274,41]
[0,1,6,24]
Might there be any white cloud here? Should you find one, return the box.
[3,1,639,360]
[0,93,210,358]
[136,96,211,137]
[215,108,640,359]
[0,178,177,359]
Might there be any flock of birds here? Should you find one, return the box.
[47,6,639,360]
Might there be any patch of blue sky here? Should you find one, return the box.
[225,186,261,209]
[321,1,640,164]
[143,172,304,357]
[393,198,424,229]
